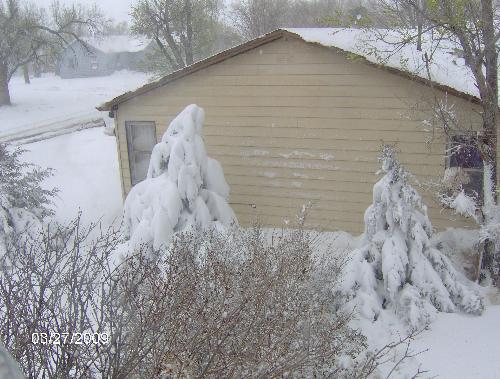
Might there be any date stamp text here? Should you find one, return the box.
[31,332,109,345]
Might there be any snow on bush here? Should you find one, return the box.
[340,146,483,329]
[450,190,478,219]
[439,163,500,282]
[124,104,237,250]
[0,144,57,255]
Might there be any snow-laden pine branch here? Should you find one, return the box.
[124,104,237,250]
[339,146,483,329]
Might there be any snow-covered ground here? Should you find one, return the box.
[322,230,500,378]
[413,304,500,379]
[1,71,143,224]
[21,127,123,227]
[0,70,150,141]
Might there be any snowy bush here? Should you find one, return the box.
[2,212,412,378]
[0,216,125,378]
[0,144,57,255]
[124,104,236,250]
[117,225,369,378]
[341,146,483,329]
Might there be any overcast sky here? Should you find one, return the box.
[36,0,137,22]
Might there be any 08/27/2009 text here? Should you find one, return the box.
[31,332,109,345]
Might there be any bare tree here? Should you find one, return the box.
[0,0,104,106]
[131,0,221,71]
[231,0,375,39]
[230,0,291,39]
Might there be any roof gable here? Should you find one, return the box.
[97,29,482,111]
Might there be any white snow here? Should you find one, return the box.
[450,190,478,219]
[20,128,122,226]
[341,146,483,330]
[412,305,500,379]
[319,153,335,161]
[263,171,277,178]
[280,150,316,159]
[326,229,500,379]
[0,70,150,140]
[285,28,496,103]
[240,149,269,157]
[124,104,237,250]
[82,35,151,53]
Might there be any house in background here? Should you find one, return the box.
[97,28,498,234]
[58,35,153,78]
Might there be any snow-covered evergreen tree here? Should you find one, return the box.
[341,146,483,329]
[124,104,237,250]
[0,144,56,255]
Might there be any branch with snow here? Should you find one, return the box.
[123,104,237,251]
[339,146,483,329]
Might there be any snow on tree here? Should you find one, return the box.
[0,144,56,255]
[124,104,237,250]
[440,162,500,283]
[340,146,483,329]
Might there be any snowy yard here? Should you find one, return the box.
[0,69,140,225]
[18,117,500,379]
[0,70,150,141]
[21,127,123,226]
[412,305,500,378]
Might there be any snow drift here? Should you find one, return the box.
[123,104,237,250]
[340,146,483,329]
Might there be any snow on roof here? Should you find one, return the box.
[98,28,496,111]
[82,35,150,53]
[285,28,489,102]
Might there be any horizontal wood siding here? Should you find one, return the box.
[116,37,487,234]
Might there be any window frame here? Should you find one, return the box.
[125,121,157,186]
[445,133,484,203]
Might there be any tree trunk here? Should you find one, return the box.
[416,0,423,51]
[34,63,41,78]
[480,0,498,188]
[479,0,498,283]
[23,65,30,84]
[184,0,194,65]
[0,63,11,106]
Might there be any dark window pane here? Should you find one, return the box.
[449,136,483,169]
[463,170,483,204]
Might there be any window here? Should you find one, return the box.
[90,54,98,70]
[125,121,157,186]
[447,135,483,202]
[67,56,77,69]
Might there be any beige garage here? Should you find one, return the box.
[98,28,495,234]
